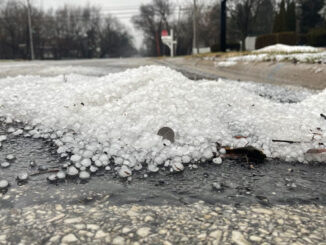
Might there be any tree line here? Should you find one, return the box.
[1,0,326,59]
[133,0,326,56]
[0,0,136,59]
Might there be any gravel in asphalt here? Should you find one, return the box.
[0,198,325,245]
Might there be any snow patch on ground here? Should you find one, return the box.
[0,66,325,176]
[213,44,326,66]
[254,44,321,53]
[215,61,238,67]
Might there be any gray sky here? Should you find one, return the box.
[37,0,192,48]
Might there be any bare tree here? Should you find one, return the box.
[229,0,265,50]
[132,0,172,56]
[320,1,326,20]
[0,1,136,59]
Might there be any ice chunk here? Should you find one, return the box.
[79,171,90,180]
[118,165,132,178]
[81,159,91,167]
[1,162,10,168]
[0,135,7,142]
[0,180,9,189]
[67,166,79,177]
[212,157,223,165]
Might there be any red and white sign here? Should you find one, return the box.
[161,30,168,37]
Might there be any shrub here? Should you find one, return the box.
[278,32,297,45]
[227,43,240,51]
[210,43,220,52]
[307,28,326,47]
[255,32,297,49]
[255,29,326,49]
[255,33,278,49]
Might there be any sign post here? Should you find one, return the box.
[220,0,227,52]
[161,29,177,57]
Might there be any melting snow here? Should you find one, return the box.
[254,44,321,53]
[214,44,326,66]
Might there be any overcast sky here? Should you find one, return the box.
[36,0,193,48]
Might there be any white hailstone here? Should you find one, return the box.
[71,154,82,162]
[0,180,9,189]
[57,131,64,137]
[164,160,170,167]
[90,166,98,173]
[1,162,10,168]
[42,133,50,139]
[5,117,13,124]
[123,160,135,168]
[182,155,191,164]
[24,126,32,131]
[115,157,124,165]
[86,144,98,152]
[212,157,223,165]
[81,158,91,167]
[56,171,66,180]
[105,166,111,171]
[24,133,31,138]
[192,151,201,159]
[219,148,226,154]
[6,154,15,161]
[80,167,86,171]
[75,162,82,169]
[67,166,79,177]
[32,133,40,139]
[7,127,15,133]
[94,160,103,167]
[50,133,57,139]
[171,161,184,172]
[29,161,36,168]
[54,140,63,147]
[82,150,93,158]
[154,157,164,166]
[162,139,171,146]
[47,174,57,182]
[62,136,73,143]
[134,163,142,171]
[128,157,137,167]
[148,164,159,173]
[118,165,132,178]
[61,153,68,158]
[102,160,109,166]
[17,172,29,181]
[79,171,90,180]
[203,149,214,159]
[192,164,198,169]
[174,156,182,163]
[0,135,7,142]
[91,155,99,161]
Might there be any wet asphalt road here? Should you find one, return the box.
[1,120,326,209]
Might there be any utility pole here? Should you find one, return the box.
[220,0,227,52]
[26,0,35,60]
[192,0,199,54]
